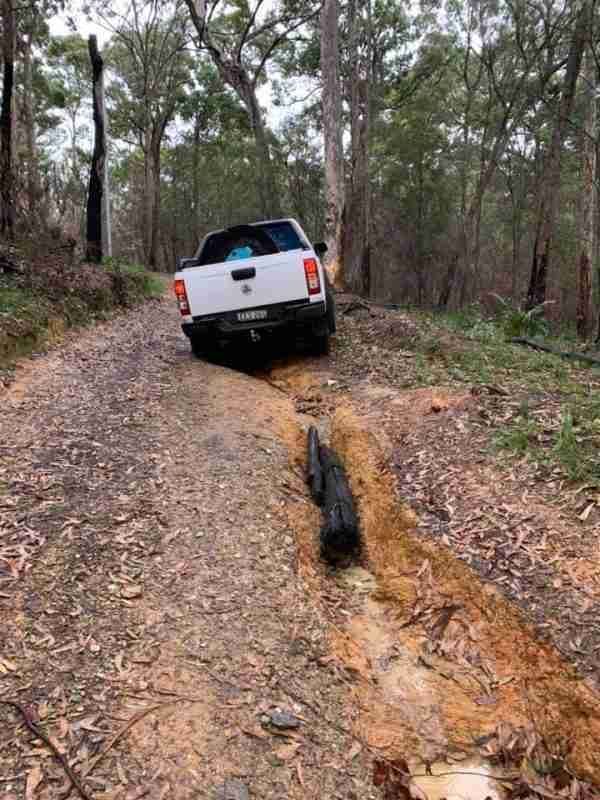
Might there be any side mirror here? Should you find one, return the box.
[177,257,199,270]
[314,241,328,257]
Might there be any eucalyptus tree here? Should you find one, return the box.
[101,0,191,268]
[434,0,573,307]
[158,83,261,261]
[320,0,343,284]
[183,0,320,219]
[177,61,248,236]
[16,4,48,220]
[525,0,594,310]
[44,33,91,231]
[374,60,456,305]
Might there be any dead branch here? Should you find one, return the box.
[62,697,203,799]
[510,337,600,366]
[341,298,370,315]
[0,698,92,800]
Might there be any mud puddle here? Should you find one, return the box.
[337,564,507,799]
[411,758,506,800]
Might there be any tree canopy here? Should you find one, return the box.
[1,0,600,333]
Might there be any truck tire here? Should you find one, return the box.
[326,288,336,334]
[190,335,204,358]
[190,334,217,361]
[312,331,330,356]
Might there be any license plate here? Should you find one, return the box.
[237,309,267,322]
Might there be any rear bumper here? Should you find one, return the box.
[181,299,326,338]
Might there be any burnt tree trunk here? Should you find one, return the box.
[85,35,105,263]
[0,0,15,236]
[307,426,324,505]
[319,445,360,563]
[526,0,591,310]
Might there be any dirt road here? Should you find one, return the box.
[3,294,600,800]
[0,298,374,799]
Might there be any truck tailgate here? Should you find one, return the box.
[182,250,313,317]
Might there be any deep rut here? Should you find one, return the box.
[266,355,600,795]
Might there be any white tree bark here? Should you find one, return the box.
[321,0,344,286]
[99,65,112,258]
[343,0,371,296]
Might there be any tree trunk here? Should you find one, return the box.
[150,139,161,269]
[321,0,344,286]
[86,35,105,263]
[245,86,281,219]
[142,128,154,267]
[21,28,40,221]
[192,112,202,243]
[183,0,284,221]
[438,253,459,308]
[344,0,371,297]
[440,109,516,308]
[526,0,590,310]
[596,136,600,342]
[100,66,112,259]
[0,0,16,236]
[415,152,425,304]
[506,164,526,302]
[439,212,473,308]
[576,42,596,338]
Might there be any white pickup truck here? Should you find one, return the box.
[173,218,335,357]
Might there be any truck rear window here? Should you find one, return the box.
[197,222,308,266]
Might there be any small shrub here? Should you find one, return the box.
[104,259,164,304]
[444,305,485,332]
[492,295,550,339]
[495,419,539,456]
[420,336,444,356]
[551,410,600,482]
[465,319,500,343]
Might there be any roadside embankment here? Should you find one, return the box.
[0,239,165,373]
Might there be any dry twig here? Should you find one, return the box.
[62,696,203,799]
[0,698,92,800]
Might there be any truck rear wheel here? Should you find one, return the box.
[311,331,330,356]
[190,334,217,361]
[326,289,336,334]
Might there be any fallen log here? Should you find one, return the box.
[341,298,371,315]
[319,445,360,563]
[307,425,324,506]
[510,337,600,367]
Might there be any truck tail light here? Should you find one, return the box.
[174,279,191,316]
[303,258,321,295]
